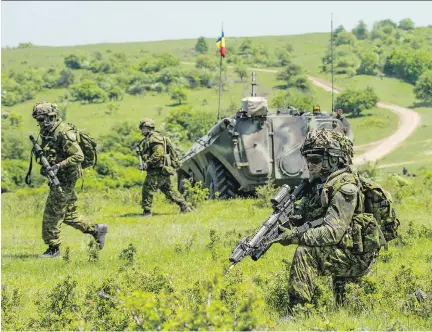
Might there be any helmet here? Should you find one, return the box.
[301,128,354,176]
[32,102,58,119]
[139,117,155,129]
[313,105,321,113]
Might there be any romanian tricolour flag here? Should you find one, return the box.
[216,31,226,57]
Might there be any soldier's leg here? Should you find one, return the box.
[332,276,361,306]
[159,175,191,211]
[287,245,320,306]
[314,246,376,305]
[63,190,94,233]
[141,172,159,212]
[42,180,76,248]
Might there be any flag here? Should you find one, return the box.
[216,31,226,57]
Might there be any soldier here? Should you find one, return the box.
[269,128,380,308]
[137,117,192,216]
[333,108,354,142]
[32,102,107,258]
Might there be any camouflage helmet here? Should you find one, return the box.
[32,102,59,118]
[300,128,354,163]
[139,117,155,129]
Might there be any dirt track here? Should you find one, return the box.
[182,62,422,165]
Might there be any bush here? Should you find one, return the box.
[335,87,378,116]
[70,79,108,103]
[270,89,315,111]
[182,179,209,208]
[414,70,432,104]
[64,54,86,70]
[164,105,214,142]
[195,37,208,54]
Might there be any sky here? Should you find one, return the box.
[1,1,431,47]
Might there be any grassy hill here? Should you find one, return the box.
[2,31,431,330]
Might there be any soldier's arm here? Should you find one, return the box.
[146,142,164,166]
[298,183,358,246]
[57,131,85,167]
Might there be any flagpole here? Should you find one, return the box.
[217,22,223,122]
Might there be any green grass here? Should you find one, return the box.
[1,33,329,72]
[377,106,432,171]
[4,63,398,149]
[2,29,432,331]
[2,173,432,330]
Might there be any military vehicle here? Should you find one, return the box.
[177,73,354,199]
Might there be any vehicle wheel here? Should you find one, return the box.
[205,160,237,199]
[177,171,190,195]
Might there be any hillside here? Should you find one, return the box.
[2,22,432,331]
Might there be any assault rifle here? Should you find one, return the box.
[229,180,320,269]
[133,145,146,171]
[28,135,62,192]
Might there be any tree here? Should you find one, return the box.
[357,50,379,75]
[414,70,432,104]
[352,21,369,40]
[170,85,188,105]
[195,55,217,71]
[108,86,124,101]
[64,54,86,70]
[70,79,108,103]
[334,31,357,47]
[270,89,314,111]
[274,48,291,67]
[239,39,253,57]
[56,69,75,88]
[276,63,303,82]
[335,87,378,116]
[106,101,120,115]
[234,63,248,81]
[399,18,415,31]
[195,37,208,54]
[333,25,346,39]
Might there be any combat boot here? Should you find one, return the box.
[92,224,108,249]
[180,203,192,213]
[143,209,152,217]
[40,245,60,258]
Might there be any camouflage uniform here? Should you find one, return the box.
[275,128,379,307]
[287,170,377,306]
[32,102,107,257]
[139,130,189,213]
[39,120,95,247]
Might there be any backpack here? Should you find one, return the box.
[358,175,400,243]
[162,136,180,169]
[67,123,97,169]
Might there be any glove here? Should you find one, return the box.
[266,226,298,247]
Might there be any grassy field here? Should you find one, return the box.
[1,33,329,72]
[3,64,398,149]
[2,172,432,330]
[2,32,431,330]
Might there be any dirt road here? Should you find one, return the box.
[306,76,421,165]
[182,62,421,165]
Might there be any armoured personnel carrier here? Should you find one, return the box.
[177,73,354,198]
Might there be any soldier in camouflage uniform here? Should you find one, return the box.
[32,102,107,258]
[269,128,379,307]
[138,117,192,217]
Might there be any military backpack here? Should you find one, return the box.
[67,123,98,169]
[358,175,400,243]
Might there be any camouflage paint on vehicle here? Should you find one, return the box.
[177,73,354,199]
